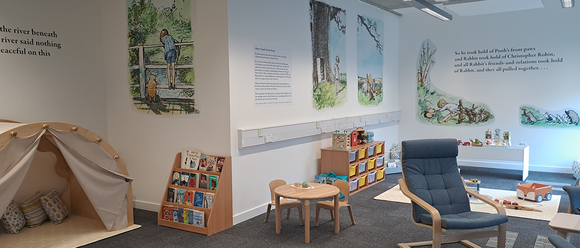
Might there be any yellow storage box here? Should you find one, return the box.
[377,143,383,154]
[349,164,358,177]
[368,158,376,170]
[359,147,367,159]
[377,168,385,180]
[359,175,367,187]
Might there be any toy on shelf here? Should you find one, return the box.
[469,138,483,147]
[350,130,358,147]
[517,182,552,202]
[332,131,351,150]
[356,127,367,145]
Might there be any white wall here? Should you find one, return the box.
[0,0,108,136]
[101,0,231,211]
[397,1,580,172]
[227,0,399,223]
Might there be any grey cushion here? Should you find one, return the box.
[402,138,508,228]
[548,234,576,248]
[563,185,580,215]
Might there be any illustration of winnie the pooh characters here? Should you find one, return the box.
[147,74,159,103]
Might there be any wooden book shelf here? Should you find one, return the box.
[157,153,233,236]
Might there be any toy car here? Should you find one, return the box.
[517,183,552,202]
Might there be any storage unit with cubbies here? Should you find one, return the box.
[321,141,399,195]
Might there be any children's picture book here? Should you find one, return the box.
[167,187,176,203]
[172,208,179,222]
[199,174,208,189]
[188,173,198,188]
[209,175,219,191]
[180,172,190,187]
[198,155,208,171]
[162,205,172,220]
[204,193,215,209]
[181,149,201,169]
[172,171,180,185]
[184,190,194,206]
[192,210,204,227]
[188,209,194,225]
[193,191,204,207]
[216,157,225,173]
[206,156,217,172]
[176,189,186,205]
[177,208,184,223]
[183,208,189,224]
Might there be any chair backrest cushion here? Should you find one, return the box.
[402,139,470,223]
[563,185,580,215]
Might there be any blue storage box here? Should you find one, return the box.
[358,161,367,173]
[368,145,376,156]
[349,150,357,163]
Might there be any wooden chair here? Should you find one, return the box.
[398,139,508,248]
[314,180,355,226]
[264,179,303,225]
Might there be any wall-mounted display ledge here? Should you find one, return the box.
[237,111,400,148]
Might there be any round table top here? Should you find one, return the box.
[274,183,339,200]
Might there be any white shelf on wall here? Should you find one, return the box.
[237,111,400,148]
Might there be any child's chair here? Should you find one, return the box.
[314,180,355,226]
[264,179,303,225]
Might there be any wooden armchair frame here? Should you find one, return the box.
[397,178,507,248]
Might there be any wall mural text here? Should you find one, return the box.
[0,25,60,57]
[453,47,564,73]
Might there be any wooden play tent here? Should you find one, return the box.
[0,121,134,231]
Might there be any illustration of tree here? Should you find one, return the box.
[357,15,383,56]
[417,40,436,88]
[310,0,345,85]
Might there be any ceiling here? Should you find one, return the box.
[359,0,546,17]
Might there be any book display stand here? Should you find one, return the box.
[157,152,233,236]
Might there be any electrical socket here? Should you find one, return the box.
[316,122,320,128]
[258,129,264,137]
[519,142,527,146]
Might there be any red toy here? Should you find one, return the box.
[517,183,552,202]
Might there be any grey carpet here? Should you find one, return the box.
[81,167,580,247]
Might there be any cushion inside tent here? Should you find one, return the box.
[0,121,134,235]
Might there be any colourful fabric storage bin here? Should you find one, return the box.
[349,178,359,192]
[358,147,367,159]
[377,168,385,180]
[358,161,367,173]
[368,171,377,183]
[349,164,357,177]
[376,156,384,167]
[359,175,367,187]
[368,145,376,156]
[377,143,383,153]
[368,158,376,170]
[349,150,357,163]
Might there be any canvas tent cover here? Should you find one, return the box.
[0,122,133,231]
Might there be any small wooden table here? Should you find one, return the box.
[549,213,580,241]
[274,183,340,244]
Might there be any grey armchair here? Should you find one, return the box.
[397,138,509,248]
[563,185,580,215]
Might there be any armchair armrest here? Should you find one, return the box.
[398,178,442,229]
[464,186,507,215]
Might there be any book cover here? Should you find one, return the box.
[188,209,194,225]
[172,208,179,222]
[193,191,204,207]
[164,205,177,221]
[216,157,225,173]
[192,210,204,227]
[198,155,208,171]
[171,171,180,185]
[199,174,208,189]
[183,208,189,224]
[167,187,176,203]
[180,172,190,187]
[177,208,184,223]
[209,175,219,191]
[206,156,217,172]
[182,149,201,169]
[189,173,198,188]
[176,189,186,205]
[204,193,215,209]
[184,190,194,206]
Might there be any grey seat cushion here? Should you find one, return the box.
[418,211,509,229]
